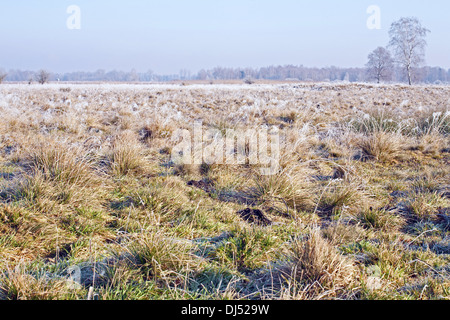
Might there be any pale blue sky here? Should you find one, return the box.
[0,0,449,74]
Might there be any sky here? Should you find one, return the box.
[0,0,449,74]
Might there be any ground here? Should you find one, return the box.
[0,81,448,300]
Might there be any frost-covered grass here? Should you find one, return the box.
[0,82,449,300]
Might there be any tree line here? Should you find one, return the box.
[1,17,446,85]
[2,64,448,84]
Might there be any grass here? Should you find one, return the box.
[0,82,449,300]
[413,108,450,136]
[357,131,405,163]
[277,228,358,299]
[245,166,315,216]
[405,191,448,219]
[110,130,148,177]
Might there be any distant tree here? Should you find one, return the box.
[36,70,50,84]
[179,69,191,81]
[366,47,394,83]
[127,69,139,82]
[142,69,153,82]
[388,17,430,85]
[0,72,7,83]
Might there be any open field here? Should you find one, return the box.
[0,82,449,300]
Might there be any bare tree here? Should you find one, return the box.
[366,47,394,83]
[388,17,430,85]
[36,69,50,84]
[0,72,7,84]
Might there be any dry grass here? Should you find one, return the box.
[0,82,449,300]
[110,130,148,176]
[246,167,315,216]
[0,263,69,300]
[405,191,448,219]
[357,131,405,163]
[278,228,358,299]
[127,231,203,280]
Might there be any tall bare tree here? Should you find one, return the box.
[366,47,394,83]
[388,17,430,85]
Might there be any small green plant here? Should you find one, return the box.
[211,228,278,271]
[0,264,69,300]
[316,180,366,217]
[128,231,201,280]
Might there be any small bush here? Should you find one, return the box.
[36,70,50,85]
[244,77,255,85]
[0,72,7,84]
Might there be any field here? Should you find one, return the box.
[0,82,449,300]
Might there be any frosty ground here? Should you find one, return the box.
[0,82,448,299]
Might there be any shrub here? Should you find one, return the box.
[0,72,7,84]
[36,70,50,85]
[244,77,255,85]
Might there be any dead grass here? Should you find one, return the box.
[0,83,449,300]
[357,131,405,163]
[278,228,359,299]
[405,191,448,219]
[246,166,316,216]
[110,130,148,176]
[0,263,70,300]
